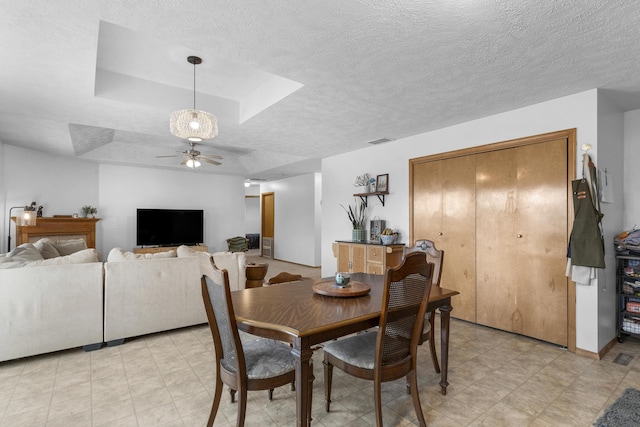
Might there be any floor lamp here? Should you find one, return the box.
[7,206,36,251]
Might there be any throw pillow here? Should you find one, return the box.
[52,239,87,256]
[21,249,100,268]
[6,243,44,262]
[33,238,61,259]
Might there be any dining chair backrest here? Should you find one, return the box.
[404,239,443,287]
[201,259,245,378]
[378,252,434,367]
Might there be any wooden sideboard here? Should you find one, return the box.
[332,241,405,275]
[13,217,100,248]
[133,245,208,254]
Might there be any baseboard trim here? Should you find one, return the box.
[574,337,617,360]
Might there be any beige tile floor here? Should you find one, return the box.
[1,254,639,426]
[2,319,639,426]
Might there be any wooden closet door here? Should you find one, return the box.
[516,139,568,345]
[476,149,519,331]
[476,139,568,346]
[442,156,476,322]
[411,160,443,248]
[411,156,476,322]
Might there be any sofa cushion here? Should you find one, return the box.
[176,245,201,258]
[52,239,87,256]
[107,247,177,262]
[4,244,44,262]
[33,238,61,259]
[0,248,99,269]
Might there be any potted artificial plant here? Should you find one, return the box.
[353,173,371,194]
[342,199,367,241]
[81,205,98,218]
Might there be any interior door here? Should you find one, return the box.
[476,149,519,331]
[261,192,274,258]
[411,156,476,322]
[441,155,477,322]
[516,139,568,345]
[476,139,568,346]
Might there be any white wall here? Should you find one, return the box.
[0,143,6,250]
[98,164,246,255]
[322,89,608,353]
[596,93,625,351]
[624,109,640,229]
[244,197,260,234]
[244,185,261,235]
[261,173,321,266]
[2,145,99,253]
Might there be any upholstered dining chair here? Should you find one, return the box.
[404,238,444,373]
[322,252,434,427]
[200,255,297,427]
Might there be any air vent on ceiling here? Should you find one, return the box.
[367,137,394,145]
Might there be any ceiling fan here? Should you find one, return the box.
[156,141,223,168]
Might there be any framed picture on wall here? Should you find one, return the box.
[376,174,389,193]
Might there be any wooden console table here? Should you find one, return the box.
[13,217,100,248]
[133,245,208,254]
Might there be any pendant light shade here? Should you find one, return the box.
[170,56,218,142]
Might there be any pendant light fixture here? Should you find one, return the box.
[170,56,218,142]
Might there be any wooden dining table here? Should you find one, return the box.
[231,272,459,427]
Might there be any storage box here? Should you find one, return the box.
[626,302,640,313]
[623,318,640,334]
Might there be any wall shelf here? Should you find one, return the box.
[353,191,389,207]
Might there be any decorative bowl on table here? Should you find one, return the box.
[380,235,395,245]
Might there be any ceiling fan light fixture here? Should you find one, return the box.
[186,158,201,168]
[170,56,218,141]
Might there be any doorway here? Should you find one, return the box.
[261,192,274,258]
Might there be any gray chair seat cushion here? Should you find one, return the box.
[323,321,432,370]
[222,339,296,379]
[323,331,377,369]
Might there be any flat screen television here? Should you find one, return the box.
[136,208,204,247]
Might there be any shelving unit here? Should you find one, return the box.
[354,191,389,207]
[616,255,640,342]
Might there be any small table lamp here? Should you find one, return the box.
[7,204,37,251]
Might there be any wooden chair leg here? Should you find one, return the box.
[429,310,441,373]
[374,375,383,427]
[268,389,274,400]
[208,375,224,427]
[229,387,236,403]
[236,388,248,427]
[408,370,426,427]
[323,359,333,412]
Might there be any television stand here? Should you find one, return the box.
[133,245,208,255]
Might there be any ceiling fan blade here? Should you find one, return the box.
[202,158,222,166]
[199,154,223,160]
[155,155,179,158]
[180,158,189,165]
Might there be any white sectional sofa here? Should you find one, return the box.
[0,242,104,362]
[103,246,246,346]
[0,242,247,361]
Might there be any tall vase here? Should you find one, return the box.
[352,228,365,241]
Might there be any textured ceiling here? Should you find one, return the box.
[1,1,640,180]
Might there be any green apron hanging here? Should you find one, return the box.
[568,154,605,268]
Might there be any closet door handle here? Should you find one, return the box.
[517,234,523,238]
[438,232,443,236]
